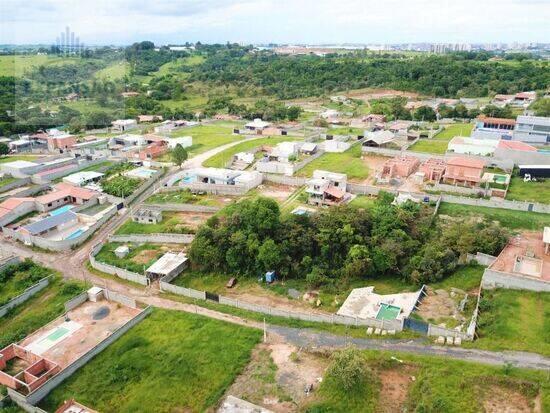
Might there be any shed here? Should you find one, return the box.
[145,252,188,279]
[114,245,130,258]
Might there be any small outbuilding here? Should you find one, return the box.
[132,208,162,224]
[114,245,130,258]
[146,252,188,280]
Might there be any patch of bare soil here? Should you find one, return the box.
[256,184,295,203]
[173,211,211,230]
[416,287,465,327]
[483,385,533,413]
[376,367,416,413]
[234,285,329,315]
[132,249,160,264]
[362,154,390,184]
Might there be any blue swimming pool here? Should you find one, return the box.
[50,205,74,216]
[65,228,85,240]
[182,175,196,184]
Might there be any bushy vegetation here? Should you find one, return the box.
[192,51,549,99]
[40,309,261,413]
[189,194,508,286]
[101,175,141,198]
[0,259,54,306]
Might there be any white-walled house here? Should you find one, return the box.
[447,136,498,156]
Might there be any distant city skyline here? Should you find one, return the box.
[1,0,549,46]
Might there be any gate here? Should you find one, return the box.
[528,203,534,212]
[205,291,219,302]
[403,317,429,334]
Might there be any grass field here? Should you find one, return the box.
[0,176,17,188]
[409,123,474,154]
[115,212,194,235]
[40,309,261,413]
[0,155,41,164]
[145,190,227,207]
[471,289,550,356]
[171,122,244,155]
[308,350,548,413]
[0,260,55,306]
[95,242,165,273]
[506,176,550,204]
[296,144,368,180]
[349,195,377,209]
[203,136,302,168]
[0,278,86,349]
[438,202,550,230]
[93,61,130,80]
[0,55,79,76]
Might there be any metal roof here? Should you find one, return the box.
[22,211,77,235]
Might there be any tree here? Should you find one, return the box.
[531,98,550,117]
[413,106,437,122]
[325,347,371,391]
[68,117,85,134]
[171,144,188,167]
[0,142,9,156]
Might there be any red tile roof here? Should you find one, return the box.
[446,156,485,169]
[497,140,537,152]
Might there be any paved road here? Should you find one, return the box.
[270,326,550,371]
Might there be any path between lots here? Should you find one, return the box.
[3,144,550,371]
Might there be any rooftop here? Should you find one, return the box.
[146,252,188,276]
[446,156,485,169]
[22,210,78,235]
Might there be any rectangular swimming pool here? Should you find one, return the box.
[50,205,74,216]
[65,228,85,240]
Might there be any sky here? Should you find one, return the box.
[1,0,549,45]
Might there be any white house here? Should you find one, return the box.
[62,171,104,187]
[166,136,193,149]
[112,119,138,132]
[245,118,272,131]
[270,141,301,162]
[324,140,351,153]
[306,170,349,206]
[447,136,499,156]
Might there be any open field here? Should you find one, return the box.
[0,55,82,76]
[0,278,87,349]
[40,309,261,413]
[470,289,550,356]
[349,195,377,209]
[0,260,55,306]
[300,348,549,412]
[438,202,550,231]
[93,61,130,80]
[116,211,208,234]
[0,155,41,164]
[409,123,474,154]
[296,144,368,181]
[203,136,301,168]
[506,176,550,204]
[145,190,232,207]
[171,122,244,155]
[95,242,168,273]
[0,176,17,188]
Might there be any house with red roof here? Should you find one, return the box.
[443,157,485,187]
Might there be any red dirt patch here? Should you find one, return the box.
[483,385,533,413]
[377,367,416,413]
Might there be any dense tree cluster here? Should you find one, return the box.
[204,97,302,121]
[189,195,508,286]
[191,51,549,99]
[125,41,188,75]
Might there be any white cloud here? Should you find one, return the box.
[1,0,548,44]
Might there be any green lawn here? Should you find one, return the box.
[506,176,550,204]
[95,242,164,273]
[296,144,369,181]
[0,55,79,76]
[171,122,245,155]
[145,190,228,207]
[0,155,41,164]
[203,136,301,168]
[349,195,377,209]
[0,176,17,188]
[308,350,548,413]
[0,278,87,349]
[438,202,550,230]
[409,123,474,154]
[471,289,550,356]
[0,260,55,306]
[93,61,130,80]
[115,212,194,235]
[77,160,115,173]
[40,309,261,413]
